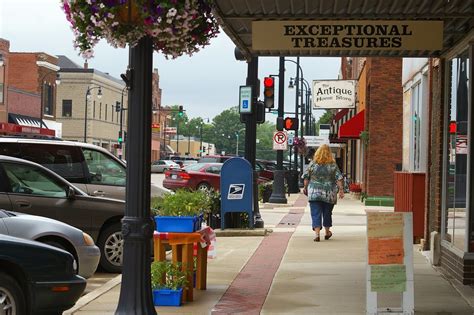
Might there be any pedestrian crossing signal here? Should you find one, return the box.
[284,117,298,131]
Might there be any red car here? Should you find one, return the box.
[163,163,222,191]
[163,162,271,192]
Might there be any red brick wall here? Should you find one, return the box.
[7,53,58,118]
[0,39,10,123]
[8,88,41,118]
[365,58,403,197]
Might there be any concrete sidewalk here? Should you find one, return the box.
[65,194,474,314]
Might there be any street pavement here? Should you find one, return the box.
[64,192,474,314]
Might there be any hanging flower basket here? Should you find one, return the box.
[293,137,308,157]
[61,0,220,59]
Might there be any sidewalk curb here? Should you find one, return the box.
[64,274,122,315]
[215,228,272,237]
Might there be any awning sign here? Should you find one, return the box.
[228,184,245,200]
[252,20,443,52]
[313,80,356,109]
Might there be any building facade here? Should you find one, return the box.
[57,56,127,155]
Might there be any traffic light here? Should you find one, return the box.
[118,131,123,143]
[178,105,184,117]
[263,77,275,108]
[115,101,121,112]
[284,117,298,131]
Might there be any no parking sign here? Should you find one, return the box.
[273,131,288,150]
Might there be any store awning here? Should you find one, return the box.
[334,109,349,122]
[339,110,365,139]
[8,113,47,129]
[213,1,473,59]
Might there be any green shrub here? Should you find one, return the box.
[151,189,212,217]
[151,261,189,291]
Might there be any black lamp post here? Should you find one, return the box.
[115,35,156,314]
[84,86,102,143]
[286,58,304,172]
[40,72,60,130]
[118,86,128,159]
[269,56,288,204]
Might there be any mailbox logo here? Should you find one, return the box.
[228,184,245,200]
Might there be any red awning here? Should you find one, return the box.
[334,108,349,122]
[339,110,365,139]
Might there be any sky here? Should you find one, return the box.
[0,0,341,121]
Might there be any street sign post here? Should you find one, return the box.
[273,131,288,150]
[239,85,252,114]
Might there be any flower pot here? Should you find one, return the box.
[152,288,183,306]
[116,0,140,25]
[154,215,202,233]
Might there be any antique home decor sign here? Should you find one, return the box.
[313,80,356,109]
[252,20,443,51]
[366,211,414,315]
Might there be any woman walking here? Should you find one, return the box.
[302,144,344,242]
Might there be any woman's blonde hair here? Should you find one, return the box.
[313,144,335,165]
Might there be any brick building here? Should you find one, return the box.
[0,43,60,137]
[333,57,403,198]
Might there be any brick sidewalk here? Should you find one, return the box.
[211,195,307,314]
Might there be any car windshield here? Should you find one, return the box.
[184,163,207,171]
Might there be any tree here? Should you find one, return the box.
[316,110,333,135]
[256,122,277,160]
[212,107,244,154]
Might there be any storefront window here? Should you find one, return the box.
[444,50,469,250]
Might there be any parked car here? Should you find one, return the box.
[198,155,235,163]
[163,163,222,191]
[151,160,180,173]
[163,162,270,192]
[0,209,100,278]
[0,155,124,272]
[0,234,86,314]
[0,137,164,200]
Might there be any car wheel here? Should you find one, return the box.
[42,240,79,275]
[197,182,211,192]
[97,223,123,273]
[0,272,26,315]
[162,168,168,173]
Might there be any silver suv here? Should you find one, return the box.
[0,137,163,200]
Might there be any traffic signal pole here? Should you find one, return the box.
[269,56,287,204]
[244,57,264,228]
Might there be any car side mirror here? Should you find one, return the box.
[66,186,76,200]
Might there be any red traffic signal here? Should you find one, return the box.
[264,77,274,88]
[284,117,298,131]
[263,76,275,108]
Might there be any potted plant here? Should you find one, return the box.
[204,190,221,229]
[258,181,273,203]
[151,261,189,306]
[349,183,362,199]
[151,189,211,232]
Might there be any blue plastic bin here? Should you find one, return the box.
[153,288,183,306]
[154,215,201,233]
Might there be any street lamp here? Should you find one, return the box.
[84,86,102,143]
[235,127,245,156]
[40,72,61,129]
[198,118,210,157]
[118,86,128,159]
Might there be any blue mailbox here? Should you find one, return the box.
[220,157,253,229]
